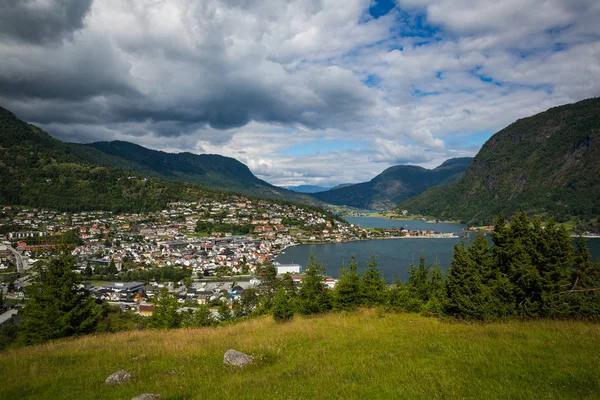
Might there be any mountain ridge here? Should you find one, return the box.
[398,97,600,225]
[311,157,473,209]
[0,106,318,210]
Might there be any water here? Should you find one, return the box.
[275,217,600,282]
[344,217,466,233]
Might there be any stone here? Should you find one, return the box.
[104,369,135,385]
[131,394,162,400]
[223,349,254,367]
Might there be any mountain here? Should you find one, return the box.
[283,185,333,193]
[85,141,316,203]
[330,183,354,190]
[398,98,600,224]
[311,158,473,209]
[0,106,317,211]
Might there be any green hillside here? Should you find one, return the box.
[0,106,317,210]
[312,157,472,209]
[399,98,600,225]
[0,310,598,399]
[85,141,316,204]
[0,107,278,212]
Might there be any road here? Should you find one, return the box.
[4,245,28,273]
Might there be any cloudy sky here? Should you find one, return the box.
[1,0,600,187]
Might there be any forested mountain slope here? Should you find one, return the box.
[398,98,600,224]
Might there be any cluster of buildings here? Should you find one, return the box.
[0,200,358,278]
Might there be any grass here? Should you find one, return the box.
[1,310,599,399]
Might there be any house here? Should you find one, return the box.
[139,304,155,316]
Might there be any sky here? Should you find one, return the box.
[1,0,599,187]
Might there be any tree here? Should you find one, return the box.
[296,252,332,315]
[334,256,362,310]
[445,235,507,320]
[256,261,279,312]
[565,238,600,318]
[20,255,102,345]
[181,305,215,327]
[234,288,259,317]
[107,259,118,275]
[84,264,93,278]
[148,288,181,329]
[361,252,386,306]
[273,288,294,322]
[218,300,232,322]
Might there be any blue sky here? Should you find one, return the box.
[1,0,599,186]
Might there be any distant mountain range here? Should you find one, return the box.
[311,158,473,209]
[283,185,333,193]
[0,106,318,211]
[398,97,600,225]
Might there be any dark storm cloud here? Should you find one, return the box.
[0,0,93,44]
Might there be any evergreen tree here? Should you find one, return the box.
[296,252,332,315]
[445,235,509,319]
[272,288,294,322]
[566,238,600,317]
[361,252,386,306]
[408,252,431,302]
[83,264,93,278]
[280,273,298,298]
[256,261,278,312]
[20,255,102,344]
[333,256,362,310]
[148,288,181,329]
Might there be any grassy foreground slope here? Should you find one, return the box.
[1,310,599,399]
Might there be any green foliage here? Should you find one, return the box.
[181,306,216,328]
[20,255,102,345]
[95,304,147,333]
[361,252,386,306]
[272,288,294,322]
[148,288,181,329]
[218,301,232,322]
[399,98,600,226]
[296,252,332,315]
[333,256,362,311]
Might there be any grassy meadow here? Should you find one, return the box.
[1,310,599,399]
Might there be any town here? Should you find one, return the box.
[0,197,455,319]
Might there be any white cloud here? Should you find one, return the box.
[0,0,599,187]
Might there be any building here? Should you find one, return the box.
[276,263,302,275]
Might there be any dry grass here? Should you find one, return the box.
[1,310,599,399]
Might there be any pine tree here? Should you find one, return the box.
[566,238,600,317]
[334,256,362,310]
[148,288,181,329]
[273,288,294,322]
[20,255,102,344]
[361,252,386,306]
[296,252,332,315]
[256,261,278,312]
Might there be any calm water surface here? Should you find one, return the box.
[275,217,600,282]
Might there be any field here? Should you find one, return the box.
[1,310,599,399]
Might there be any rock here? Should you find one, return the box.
[104,369,135,385]
[131,394,162,400]
[223,349,254,367]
